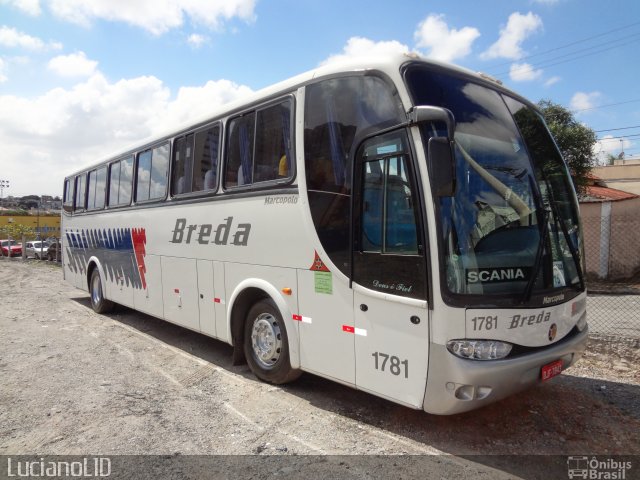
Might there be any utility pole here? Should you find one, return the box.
[0,179,9,206]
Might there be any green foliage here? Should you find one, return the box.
[0,222,35,240]
[537,99,597,196]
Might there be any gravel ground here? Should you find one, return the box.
[1,260,639,479]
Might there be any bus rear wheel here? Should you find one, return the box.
[244,299,301,384]
[90,268,114,314]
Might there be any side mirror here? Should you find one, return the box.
[428,137,456,197]
[408,106,455,139]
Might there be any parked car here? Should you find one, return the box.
[47,242,61,262]
[25,240,49,259]
[0,239,22,257]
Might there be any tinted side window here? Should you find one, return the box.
[87,166,107,211]
[150,143,169,199]
[74,174,86,211]
[120,156,133,204]
[224,99,293,189]
[136,150,152,202]
[255,101,292,182]
[63,178,74,212]
[136,142,169,202]
[193,126,219,192]
[171,135,193,195]
[108,156,133,207]
[304,75,404,275]
[225,113,255,187]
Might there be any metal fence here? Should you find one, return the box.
[582,215,640,338]
[0,235,61,262]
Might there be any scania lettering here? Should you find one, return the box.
[62,54,588,414]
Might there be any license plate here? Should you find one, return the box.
[541,359,563,381]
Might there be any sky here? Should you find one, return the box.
[1,0,639,198]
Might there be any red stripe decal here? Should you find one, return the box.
[131,228,147,290]
[342,325,355,334]
[292,314,302,321]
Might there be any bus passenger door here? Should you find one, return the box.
[352,130,430,408]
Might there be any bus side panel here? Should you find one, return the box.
[197,259,217,338]
[133,254,164,319]
[297,270,355,385]
[161,256,200,332]
[213,261,228,342]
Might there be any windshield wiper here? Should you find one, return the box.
[520,206,550,304]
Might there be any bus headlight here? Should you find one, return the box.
[446,340,512,360]
[576,312,587,332]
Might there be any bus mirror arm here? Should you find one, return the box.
[407,106,456,139]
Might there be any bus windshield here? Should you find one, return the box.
[404,65,584,304]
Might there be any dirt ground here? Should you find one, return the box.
[1,260,639,479]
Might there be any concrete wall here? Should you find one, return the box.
[579,197,640,280]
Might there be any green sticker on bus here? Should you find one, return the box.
[314,271,332,294]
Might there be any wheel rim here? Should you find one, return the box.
[91,274,102,305]
[250,313,282,368]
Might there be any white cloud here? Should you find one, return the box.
[0,0,42,16]
[594,135,632,162]
[414,14,480,62]
[509,62,543,82]
[0,25,62,51]
[570,91,601,111]
[320,37,411,67]
[187,33,208,48]
[481,12,543,60]
[48,51,98,77]
[46,0,257,35]
[544,76,561,87]
[0,73,252,196]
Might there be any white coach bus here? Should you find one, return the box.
[62,53,588,414]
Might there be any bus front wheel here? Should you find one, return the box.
[243,299,301,384]
[90,268,114,314]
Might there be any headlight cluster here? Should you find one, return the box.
[446,339,512,360]
[576,312,587,332]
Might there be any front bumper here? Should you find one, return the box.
[423,326,589,415]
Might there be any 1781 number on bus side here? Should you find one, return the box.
[372,352,408,378]
[470,315,498,331]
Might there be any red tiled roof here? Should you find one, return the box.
[583,185,639,202]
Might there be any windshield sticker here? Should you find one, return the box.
[466,267,532,284]
[553,261,566,287]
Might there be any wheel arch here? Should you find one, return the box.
[227,278,300,369]
[86,256,108,295]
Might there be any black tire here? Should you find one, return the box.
[243,298,301,384]
[89,268,114,314]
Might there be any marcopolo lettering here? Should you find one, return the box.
[466,267,531,284]
[508,311,551,329]
[171,217,251,246]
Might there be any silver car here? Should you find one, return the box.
[25,241,49,259]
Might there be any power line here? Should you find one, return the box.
[493,33,640,77]
[594,125,640,133]
[485,20,640,70]
[572,99,640,113]
[597,133,640,141]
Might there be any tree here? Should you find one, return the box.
[537,99,597,195]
